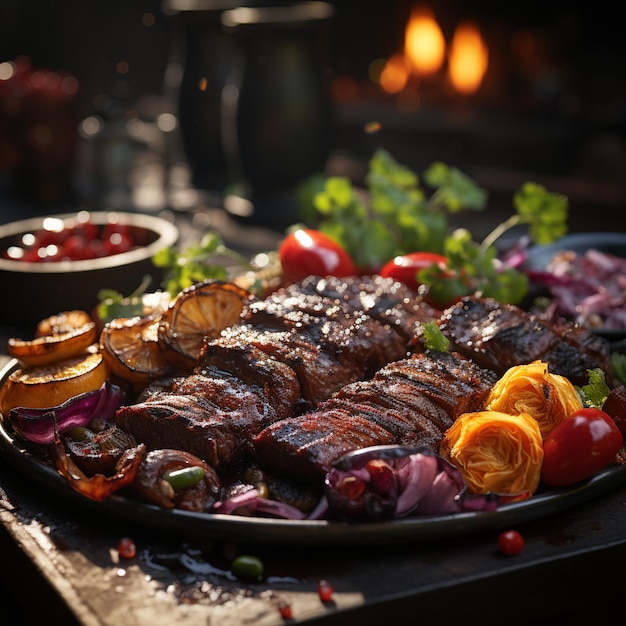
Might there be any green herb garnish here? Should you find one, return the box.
[422,322,450,352]
[152,232,251,297]
[577,368,611,408]
[96,274,154,323]
[305,150,569,305]
[309,150,487,271]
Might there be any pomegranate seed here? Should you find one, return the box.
[277,600,293,619]
[318,579,334,602]
[117,537,137,559]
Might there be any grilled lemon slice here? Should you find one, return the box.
[7,310,97,368]
[158,280,250,369]
[100,315,177,384]
[0,348,107,416]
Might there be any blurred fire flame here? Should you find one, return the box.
[448,22,488,94]
[379,6,488,97]
[404,6,445,75]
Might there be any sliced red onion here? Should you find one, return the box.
[324,445,500,522]
[212,488,307,520]
[8,381,125,445]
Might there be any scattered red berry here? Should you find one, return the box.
[318,579,334,602]
[277,600,293,619]
[117,536,137,559]
[497,529,525,556]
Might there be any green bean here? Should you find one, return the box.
[163,466,205,490]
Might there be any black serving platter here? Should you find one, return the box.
[2,358,626,548]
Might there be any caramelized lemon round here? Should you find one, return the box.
[158,280,250,369]
[7,310,97,368]
[0,348,107,415]
[100,315,177,384]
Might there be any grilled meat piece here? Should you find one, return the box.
[191,346,300,419]
[436,296,612,385]
[199,324,366,408]
[291,274,438,339]
[115,275,427,468]
[253,408,397,482]
[116,375,282,468]
[375,350,499,417]
[252,350,496,482]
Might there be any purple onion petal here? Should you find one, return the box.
[8,381,125,444]
[395,454,439,516]
[212,489,307,519]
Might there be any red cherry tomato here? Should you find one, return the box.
[379,251,466,308]
[380,252,448,290]
[278,228,356,284]
[497,530,525,556]
[541,408,624,487]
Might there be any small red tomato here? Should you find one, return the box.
[380,252,448,290]
[497,530,525,556]
[379,251,465,308]
[318,579,334,602]
[278,228,356,284]
[541,408,624,487]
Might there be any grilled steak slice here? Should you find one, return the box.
[375,351,499,417]
[198,324,361,408]
[252,351,495,482]
[194,344,301,419]
[253,409,397,482]
[322,378,453,444]
[288,274,438,339]
[116,375,281,468]
[437,296,611,385]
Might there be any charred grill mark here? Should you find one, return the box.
[437,296,612,385]
[252,351,496,481]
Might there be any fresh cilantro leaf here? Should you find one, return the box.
[577,368,611,408]
[152,232,250,297]
[513,182,569,245]
[423,162,487,212]
[422,322,450,352]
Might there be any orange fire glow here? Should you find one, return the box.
[403,6,445,75]
[379,53,411,94]
[447,22,488,94]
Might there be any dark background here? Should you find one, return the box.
[1,1,624,229]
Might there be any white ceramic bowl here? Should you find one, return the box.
[0,211,179,328]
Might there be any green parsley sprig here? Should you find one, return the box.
[152,232,251,297]
[306,149,569,306]
[309,149,487,271]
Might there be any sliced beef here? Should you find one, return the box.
[253,409,397,482]
[198,324,362,408]
[375,350,499,417]
[252,350,496,482]
[193,344,301,419]
[116,375,279,468]
[287,274,438,340]
[437,296,612,385]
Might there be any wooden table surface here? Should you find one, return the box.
[1,343,626,626]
